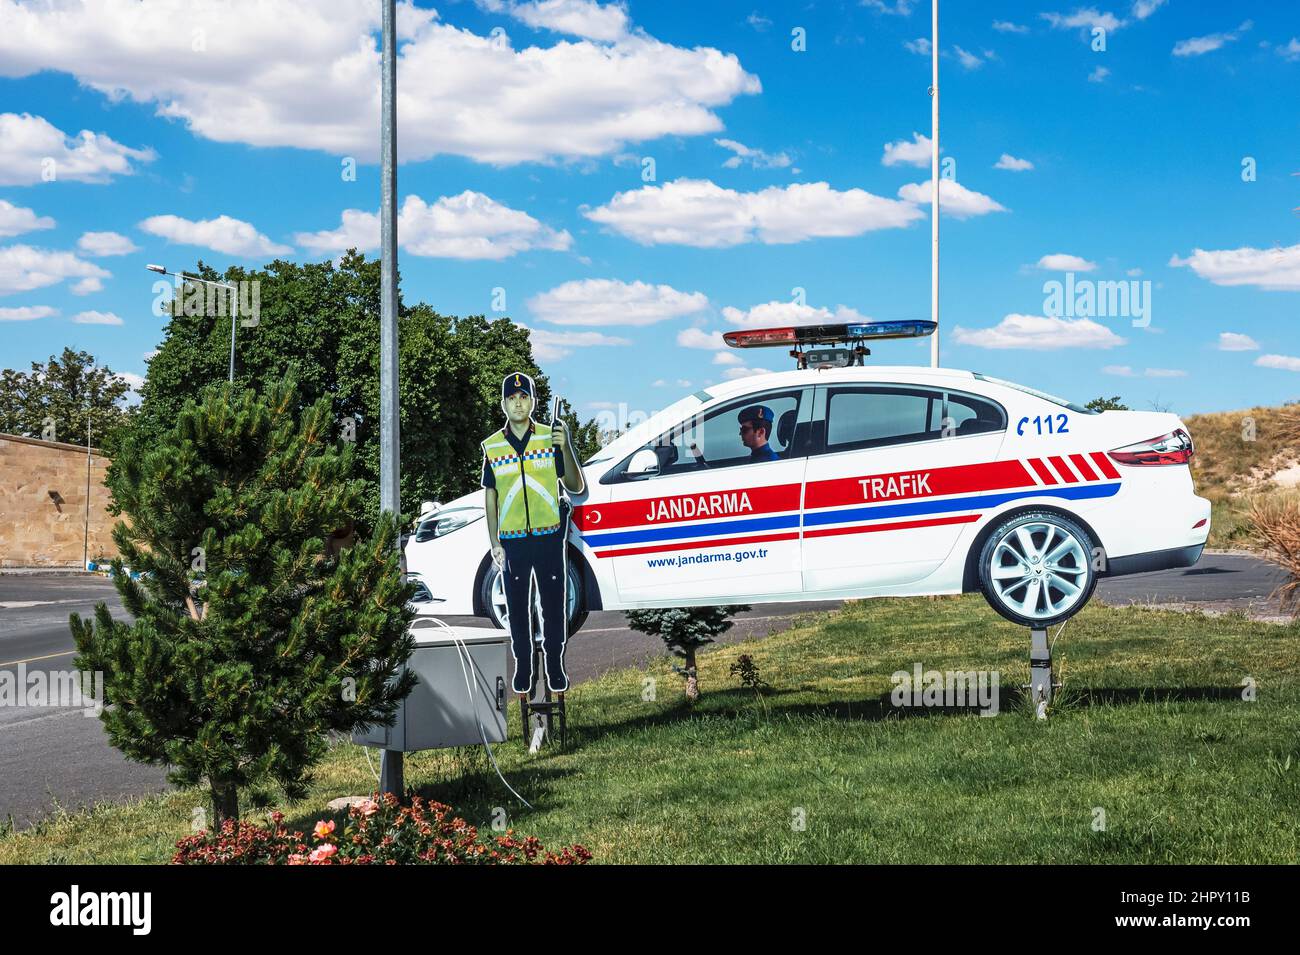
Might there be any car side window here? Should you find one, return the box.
[945,392,1006,436]
[824,387,943,453]
[640,390,803,477]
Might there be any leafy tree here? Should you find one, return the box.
[1085,396,1130,413]
[133,252,598,528]
[71,378,416,826]
[625,605,750,701]
[0,348,133,449]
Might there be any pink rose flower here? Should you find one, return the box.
[309,844,337,863]
[314,820,336,840]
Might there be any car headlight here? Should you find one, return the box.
[414,507,485,542]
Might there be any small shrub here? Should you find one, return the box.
[1248,490,1300,614]
[172,793,591,865]
[729,654,770,691]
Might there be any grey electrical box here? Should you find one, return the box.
[353,624,509,751]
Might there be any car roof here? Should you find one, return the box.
[701,364,979,403]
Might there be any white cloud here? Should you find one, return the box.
[652,378,692,388]
[1132,0,1166,20]
[1256,354,1300,372]
[502,0,631,42]
[1088,65,1110,82]
[116,371,145,396]
[0,245,111,296]
[517,323,631,361]
[0,304,57,321]
[1102,365,1183,378]
[904,37,932,55]
[1279,38,1300,62]
[0,112,155,186]
[1126,267,1143,277]
[1103,365,1135,376]
[897,179,1008,219]
[715,138,792,170]
[712,350,743,365]
[296,192,571,260]
[994,153,1033,171]
[0,199,54,237]
[992,21,1029,34]
[677,327,727,349]
[721,300,870,327]
[77,231,138,256]
[952,314,1126,350]
[0,1,759,167]
[1036,253,1097,271]
[746,11,772,31]
[1041,9,1125,33]
[1218,332,1260,352]
[585,178,923,247]
[139,214,292,258]
[1170,244,1300,291]
[882,132,932,168]
[862,0,915,15]
[529,278,708,326]
[1173,21,1252,57]
[72,310,123,325]
[70,277,103,295]
[953,46,983,69]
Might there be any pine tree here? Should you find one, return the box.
[70,378,416,826]
[625,605,749,701]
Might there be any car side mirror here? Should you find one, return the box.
[626,448,660,478]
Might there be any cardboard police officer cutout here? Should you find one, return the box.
[481,372,586,697]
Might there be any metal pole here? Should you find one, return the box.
[378,0,404,799]
[930,0,940,369]
[228,284,238,383]
[83,410,91,570]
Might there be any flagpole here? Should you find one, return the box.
[930,0,940,369]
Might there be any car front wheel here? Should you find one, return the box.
[479,549,589,636]
[977,510,1098,628]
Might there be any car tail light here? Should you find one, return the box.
[1108,429,1194,466]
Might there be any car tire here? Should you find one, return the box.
[478,547,589,636]
[977,509,1098,628]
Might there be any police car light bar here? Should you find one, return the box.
[723,320,937,349]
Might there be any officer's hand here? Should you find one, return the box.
[491,544,505,569]
[551,422,567,451]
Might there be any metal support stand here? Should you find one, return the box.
[520,644,566,751]
[1027,626,1058,720]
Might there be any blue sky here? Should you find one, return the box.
[2,0,1298,424]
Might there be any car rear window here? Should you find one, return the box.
[972,374,1096,414]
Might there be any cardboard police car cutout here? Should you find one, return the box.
[411,321,1210,636]
[481,372,586,696]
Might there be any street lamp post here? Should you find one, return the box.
[146,264,239,382]
[377,0,404,799]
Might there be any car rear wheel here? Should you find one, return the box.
[479,549,589,636]
[977,510,1097,628]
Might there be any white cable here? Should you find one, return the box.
[420,615,532,810]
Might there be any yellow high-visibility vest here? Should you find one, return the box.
[483,424,561,537]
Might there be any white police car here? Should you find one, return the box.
[406,322,1209,632]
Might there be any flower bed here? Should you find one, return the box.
[172,794,591,865]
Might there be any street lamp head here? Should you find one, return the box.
[146,264,167,274]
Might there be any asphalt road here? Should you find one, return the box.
[0,552,1290,830]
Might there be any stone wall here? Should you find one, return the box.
[0,433,118,568]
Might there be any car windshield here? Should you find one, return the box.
[972,374,1096,414]
[582,392,707,464]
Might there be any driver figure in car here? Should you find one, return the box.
[738,405,778,462]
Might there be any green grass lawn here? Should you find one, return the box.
[4,596,1299,864]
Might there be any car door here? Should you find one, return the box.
[578,386,812,605]
[802,383,1010,592]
